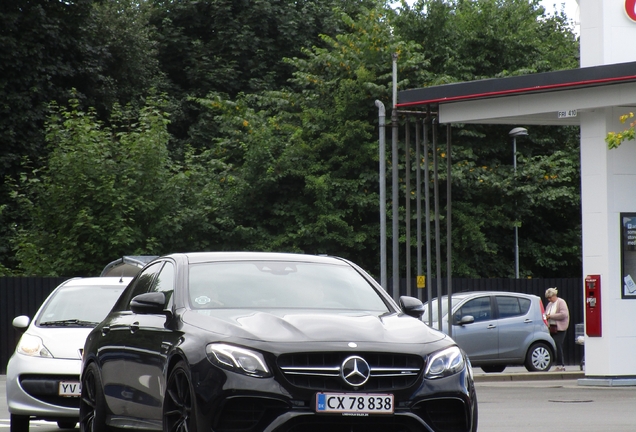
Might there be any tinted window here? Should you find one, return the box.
[114,262,163,311]
[496,296,530,318]
[188,261,389,311]
[455,297,492,323]
[154,261,175,308]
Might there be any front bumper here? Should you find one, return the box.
[191,359,477,432]
[6,353,81,420]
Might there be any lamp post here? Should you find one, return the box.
[509,127,528,279]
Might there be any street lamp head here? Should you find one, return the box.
[509,127,528,137]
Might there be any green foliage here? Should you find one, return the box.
[606,113,636,149]
[11,93,180,276]
[394,0,579,83]
[3,0,582,279]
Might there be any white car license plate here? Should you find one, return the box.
[58,381,81,397]
[316,393,394,414]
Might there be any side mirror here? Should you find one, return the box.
[131,292,167,315]
[400,296,425,318]
[458,315,475,326]
[12,315,30,332]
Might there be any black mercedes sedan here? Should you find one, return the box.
[80,252,477,432]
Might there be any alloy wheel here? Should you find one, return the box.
[164,362,196,432]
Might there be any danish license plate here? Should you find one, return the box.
[316,393,394,414]
[58,381,81,397]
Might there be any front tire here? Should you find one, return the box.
[80,362,110,432]
[10,414,29,432]
[57,421,77,429]
[525,342,553,372]
[163,361,198,432]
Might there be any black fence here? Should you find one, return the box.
[1,276,583,374]
[1,277,68,375]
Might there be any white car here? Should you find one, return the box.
[6,276,132,432]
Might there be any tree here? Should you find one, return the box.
[11,94,181,276]
[390,0,581,277]
[606,112,636,149]
[0,0,164,272]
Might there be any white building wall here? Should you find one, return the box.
[579,0,636,377]
[579,0,636,66]
[580,108,636,376]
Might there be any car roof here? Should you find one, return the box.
[443,291,539,300]
[171,252,348,266]
[60,276,133,288]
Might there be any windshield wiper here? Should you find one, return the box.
[39,319,99,327]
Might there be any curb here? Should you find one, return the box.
[474,370,585,382]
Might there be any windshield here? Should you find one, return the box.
[188,261,390,312]
[421,296,458,324]
[37,284,127,327]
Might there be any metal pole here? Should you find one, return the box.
[416,118,422,301]
[433,118,443,331]
[424,114,432,326]
[375,100,387,290]
[446,124,453,338]
[513,136,519,279]
[405,117,411,297]
[391,53,399,302]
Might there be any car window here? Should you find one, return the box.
[153,261,175,308]
[496,296,530,318]
[420,297,457,323]
[455,297,492,323]
[188,261,389,311]
[113,262,163,311]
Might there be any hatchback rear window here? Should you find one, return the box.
[496,296,531,318]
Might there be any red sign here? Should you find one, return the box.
[626,0,636,22]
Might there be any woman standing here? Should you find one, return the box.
[545,287,570,371]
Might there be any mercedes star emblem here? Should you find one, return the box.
[341,355,371,387]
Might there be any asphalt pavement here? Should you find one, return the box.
[3,369,636,432]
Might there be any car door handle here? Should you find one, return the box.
[487,324,497,329]
[130,322,140,333]
[524,319,533,323]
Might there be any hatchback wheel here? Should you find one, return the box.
[80,362,109,432]
[163,361,197,432]
[525,342,553,372]
[57,421,77,429]
[10,414,29,432]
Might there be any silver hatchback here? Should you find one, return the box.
[6,277,131,432]
[422,291,556,372]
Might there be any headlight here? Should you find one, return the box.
[205,343,271,378]
[16,334,53,358]
[425,346,465,379]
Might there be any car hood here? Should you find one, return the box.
[183,309,446,345]
[24,326,92,360]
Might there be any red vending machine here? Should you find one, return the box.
[584,275,602,337]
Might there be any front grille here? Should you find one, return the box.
[19,375,80,409]
[277,352,423,391]
[214,397,289,432]
[275,415,427,432]
[412,398,470,432]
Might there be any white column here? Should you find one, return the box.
[580,107,636,376]
[579,0,636,66]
